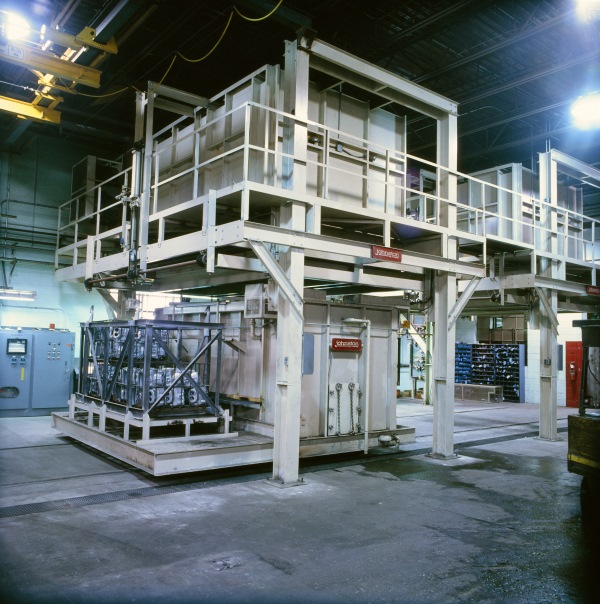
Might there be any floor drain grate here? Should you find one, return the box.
[0,471,270,519]
[0,426,568,519]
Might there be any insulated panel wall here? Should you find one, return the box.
[150,67,406,218]
[157,296,400,439]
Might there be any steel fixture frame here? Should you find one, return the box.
[77,319,224,421]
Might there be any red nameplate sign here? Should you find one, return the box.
[586,285,600,296]
[372,245,402,263]
[331,338,362,352]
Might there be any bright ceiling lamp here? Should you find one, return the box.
[0,10,31,40]
[0,288,37,302]
[571,92,600,129]
[575,0,600,20]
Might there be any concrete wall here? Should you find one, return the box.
[0,262,110,338]
[1,135,115,352]
[525,313,582,406]
[456,317,477,344]
[557,313,583,406]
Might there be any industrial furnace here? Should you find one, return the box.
[53,293,414,475]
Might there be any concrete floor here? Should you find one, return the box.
[0,401,597,604]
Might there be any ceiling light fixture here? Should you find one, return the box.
[571,92,600,129]
[0,10,31,41]
[0,288,38,302]
[575,0,600,20]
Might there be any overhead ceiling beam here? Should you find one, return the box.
[413,10,573,84]
[0,96,61,124]
[459,126,574,160]
[92,0,145,44]
[369,0,485,62]
[460,98,572,137]
[461,49,600,106]
[0,41,102,88]
[52,0,83,29]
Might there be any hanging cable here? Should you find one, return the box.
[158,53,178,84]
[234,0,283,22]
[74,86,130,98]
[178,11,234,63]
[3,2,281,104]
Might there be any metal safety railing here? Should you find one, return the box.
[56,100,600,270]
[56,164,133,268]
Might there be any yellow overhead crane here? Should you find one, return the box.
[0,23,118,125]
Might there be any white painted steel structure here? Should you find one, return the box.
[54,36,600,480]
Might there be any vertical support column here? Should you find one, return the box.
[132,91,144,198]
[422,277,434,406]
[431,273,457,457]
[204,189,217,274]
[142,413,150,441]
[270,35,309,486]
[511,163,523,243]
[431,113,458,459]
[124,411,132,440]
[538,151,559,440]
[539,289,558,439]
[425,321,434,405]
[138,86,155,273]
[99,405,106,432]
[85,236,94,279]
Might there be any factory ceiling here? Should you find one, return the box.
[0,0,599,177]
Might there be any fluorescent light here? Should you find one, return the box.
[575,0,600,20]
[1,11,31,40]
[0,288,37,302]
[571,92,600,129]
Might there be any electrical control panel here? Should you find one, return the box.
[0,332,33,410]
[31,331,75,409]
[0,328,74,413]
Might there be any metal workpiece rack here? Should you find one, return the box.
[74,319,227,439]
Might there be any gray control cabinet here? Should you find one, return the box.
[31,331,75,408]
[0,331,33,410]
[0,327,75,413]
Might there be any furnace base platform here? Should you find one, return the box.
[51,411,415,476]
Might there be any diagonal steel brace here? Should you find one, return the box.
[248,240,304,319]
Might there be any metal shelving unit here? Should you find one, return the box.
[494,344,525,403]
[455,343,473,384]
[471,344,496,386]
[456,343,525,403]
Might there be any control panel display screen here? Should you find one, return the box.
[6,338,27,355]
